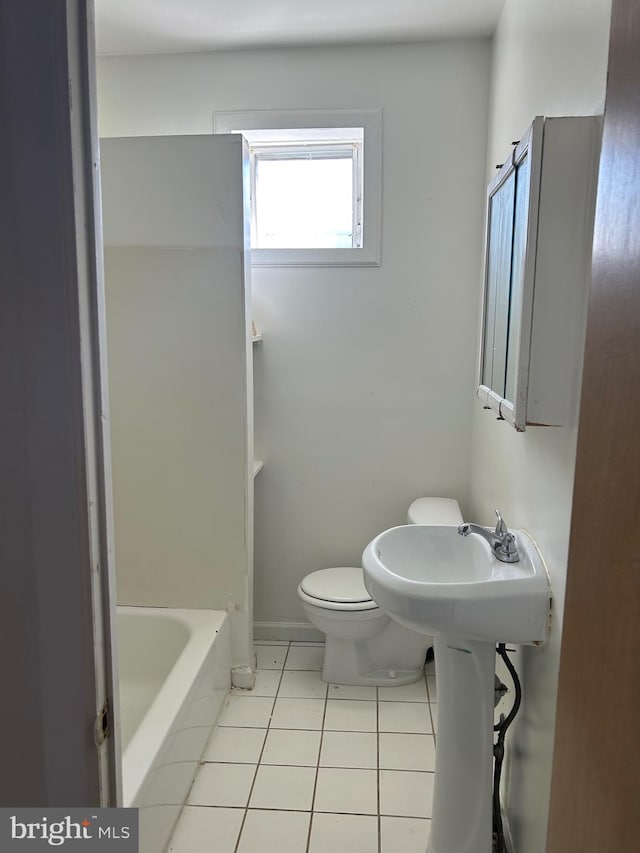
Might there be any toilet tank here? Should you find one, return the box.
[407,497,462,525]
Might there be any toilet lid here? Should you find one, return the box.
[300,567,375,605]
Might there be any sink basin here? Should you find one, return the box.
[362,524,550,644]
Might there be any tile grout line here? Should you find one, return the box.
[188,803,430,816]
[425,661,434,745]
[376,685,382,853]
[232,641,290,853]
[305,668,329,853]
[204,761,433,774]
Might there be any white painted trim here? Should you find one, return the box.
[254,621,325,643]
[67,0,121,805]
[252,245,380,267]
[214,108,382,267]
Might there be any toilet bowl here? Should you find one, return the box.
[297,497,463,686]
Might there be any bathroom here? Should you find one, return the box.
[93,1,613,852]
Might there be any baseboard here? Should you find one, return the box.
[254,621,324,643]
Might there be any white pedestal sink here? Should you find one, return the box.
[362,524,551,853]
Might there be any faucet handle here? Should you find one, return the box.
[494,509,508,538]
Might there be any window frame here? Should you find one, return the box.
[249,136,363,251]
[213,109,382,267]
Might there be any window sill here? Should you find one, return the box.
[251,247,380,268]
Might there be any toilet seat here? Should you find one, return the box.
[298,567,379,612]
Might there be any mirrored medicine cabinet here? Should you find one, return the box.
[477,115,602,431]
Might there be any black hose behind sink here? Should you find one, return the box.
[492,643,522,853]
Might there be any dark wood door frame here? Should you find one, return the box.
[547,1,640,849]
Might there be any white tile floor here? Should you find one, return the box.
[167,642,437,853]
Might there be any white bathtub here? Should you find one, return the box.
[117,606,231,853]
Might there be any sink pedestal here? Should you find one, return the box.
[428,635,496,853]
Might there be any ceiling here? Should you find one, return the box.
[95,0,504,56]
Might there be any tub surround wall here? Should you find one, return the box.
[97,40,492,630]
[469,2,611,851]
[101,135,254,670]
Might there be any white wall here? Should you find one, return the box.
[97,41,492,627]
[471,2,611,851]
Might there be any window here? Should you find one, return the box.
[214,110,381,267]
[249,128,363,250]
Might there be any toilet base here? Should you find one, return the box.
[321,633,428,687]
[323,663,424,687]
[299,590,432,688]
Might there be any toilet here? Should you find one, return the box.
[297,497,463,686]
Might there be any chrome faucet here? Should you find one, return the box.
[458,509,520,563]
